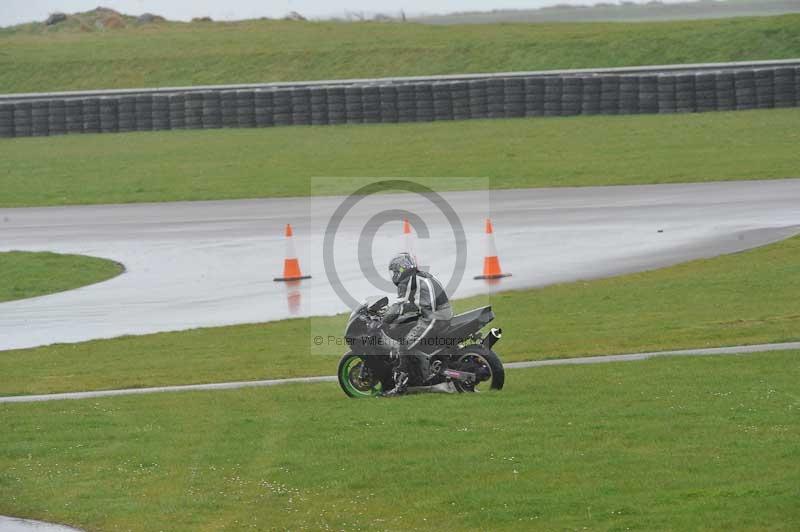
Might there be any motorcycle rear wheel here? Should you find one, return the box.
[338,351,384,398]
[453,345,505,392]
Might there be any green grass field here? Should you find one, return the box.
[1,108,798,207]
[1,14,800,93]
[0,251,123,303]
[1,351,798,531]
[2,232,798,397]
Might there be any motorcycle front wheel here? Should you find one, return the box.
[337,351,384,398]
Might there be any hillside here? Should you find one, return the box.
[414,0,800,24]
[1,11,799,94]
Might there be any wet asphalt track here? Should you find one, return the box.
[0,516,82,532]
[1,179,799,351]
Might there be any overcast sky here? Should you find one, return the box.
[1,1,692,27]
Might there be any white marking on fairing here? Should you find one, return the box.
[408,318,436,349]
[425,277,436,311]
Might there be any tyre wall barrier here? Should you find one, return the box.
[0,65,797,138]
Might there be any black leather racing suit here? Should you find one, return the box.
[383,271,453,377]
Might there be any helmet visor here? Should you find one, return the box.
[391,266,404,286]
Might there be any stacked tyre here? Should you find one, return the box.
[254,89,274,128]
[395,85,415,122]
[414,84,434,122]
[184,93,203,129]
[118,96,137,132]
[544,77,562,116]
[362,86,380,123]
[715,72,735,111]
[734,70,756,111]
[433,83,453,121]
[468,80,488,120]
[657,74,676,114]
[65,99,83,134]
[82,98,100,134]
[291,88,312,126]
[694,73,717,113]
[600,76,619,115]
[310,87,328,125]
[152,95,170,130]
[503,78,525,118]
[201,91,221,129]
[13,102,32,137]
[136,95,153,131]
[581,76,601,116]
[450,82,469,121]
[273,89,292,126]
[638,75,658,114]
[524,77,545,117]
[0,103,14,138]
[561,77,582,116]
[169,94,186,129]
[220,90,239,128]
[796,66,800,105]
[773,67,796,108]
[379,85,398,123]
[754,69,775,109]
[345,86,363,124]
[49,100,67,136]
[675,74,696,113]
[618,76,639,115]
[486,79,505,119]
[31,100,50,136]
[99,98,119,133]
[326,87,346,125]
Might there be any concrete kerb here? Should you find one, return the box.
[2,342,798,404]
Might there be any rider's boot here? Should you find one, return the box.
[412,350,433,383]
[382,369,409,397]
[382,348,410,396]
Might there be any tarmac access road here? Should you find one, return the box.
[0,516,83,532]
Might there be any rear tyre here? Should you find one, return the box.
[454,345,505,392]
[338,351,384,398]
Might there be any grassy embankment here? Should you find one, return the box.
[0,251,123,303]
[2,14,800,93]
[0,108,799,207]
[1,232,798,396]
[1,351,798,530]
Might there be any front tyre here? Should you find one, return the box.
[454,345,505,392]
[338,351,384,398]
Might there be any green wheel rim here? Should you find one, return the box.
[340,355,382,398]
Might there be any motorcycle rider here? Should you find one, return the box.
[381,252,453,396]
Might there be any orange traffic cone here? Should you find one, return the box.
[274,224,312,282]
[403,218,417,262]
[474,218,512,280]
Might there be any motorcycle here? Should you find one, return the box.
[337,295,505,397]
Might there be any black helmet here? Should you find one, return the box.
[389,252,416,287]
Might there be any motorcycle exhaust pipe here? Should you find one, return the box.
[443,368,475,382]
[482,328,502,350]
